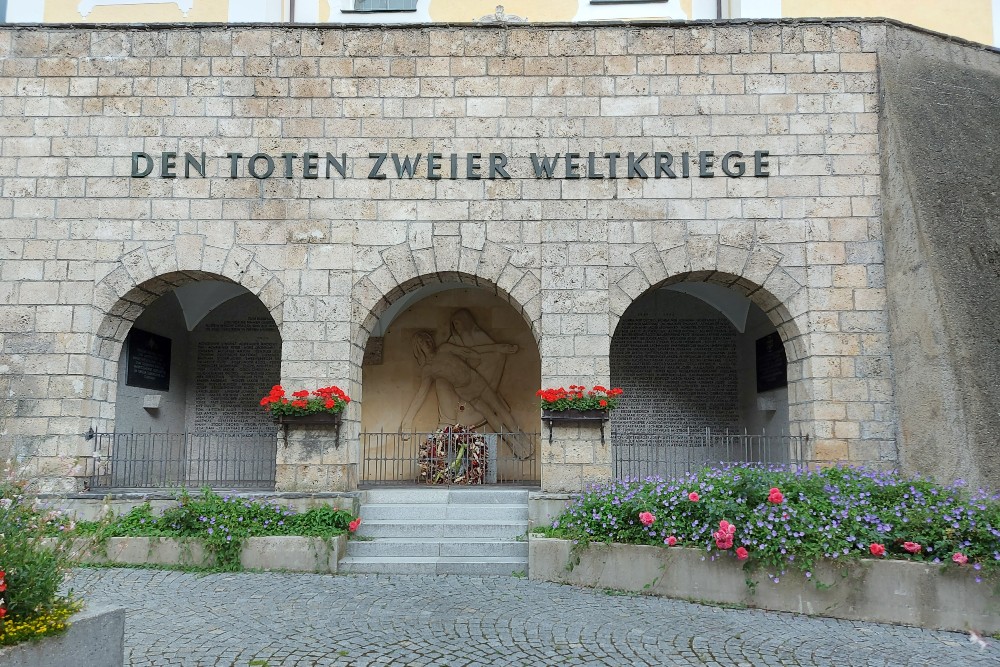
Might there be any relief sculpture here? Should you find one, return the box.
[399,309,533,459]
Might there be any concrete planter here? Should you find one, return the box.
[0,605,125,667]
[529,537,1000,633]
[67,534,349,573]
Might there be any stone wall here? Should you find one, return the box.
[0,20,917,490]
[879,25,1000,489]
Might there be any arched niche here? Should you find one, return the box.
[610,283,792,472]
[360,283,541,483]
[114,280,281,436]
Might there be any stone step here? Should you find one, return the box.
[359,502,528,521]
[354,519,528,540]
[361,488,530,505]
[338,556,528,576]
[346,538,528,559]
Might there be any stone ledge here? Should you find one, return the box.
[528,536,1000,633]
[0,605,125,667]
[67,535,349,573]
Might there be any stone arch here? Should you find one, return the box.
[613,241,807,363]
[352,239,542,366]
[93,241,284,364]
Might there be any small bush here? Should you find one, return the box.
[0,462,80,647]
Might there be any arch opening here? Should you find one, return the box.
[610,281,801,480]
[93,278,282,491]
[360,282,541,486]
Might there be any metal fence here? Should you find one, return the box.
[360,429,540,486]
[613,428,810,481]
[86,432,278,491]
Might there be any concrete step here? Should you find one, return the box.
[338,556,528,576]
[359,503,528,521]
[361,488,530,505]
[354,519,528,540]
[346,538,528,559]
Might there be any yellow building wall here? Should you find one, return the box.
[429,0,578,22]
[781,0,993,46]
[45,0,229,23]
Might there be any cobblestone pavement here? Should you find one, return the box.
[68,569,995,667]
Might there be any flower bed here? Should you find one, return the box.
[531,465,1000,631]
[72,489,360,571]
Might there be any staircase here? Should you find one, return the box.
[339,487,529,576]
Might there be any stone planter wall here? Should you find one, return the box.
[529,537,1000,633]
[0,605,125,667]
[68,535,349,573]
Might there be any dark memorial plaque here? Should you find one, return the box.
[755,331,787,393]
[126,328,171,391]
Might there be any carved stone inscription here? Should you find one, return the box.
[193,340,280,434]
[126,328,171,391]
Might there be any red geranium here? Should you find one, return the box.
[260,384,351,418]
[869,543,886,557]
[735,547,749,561]
[537,385,623,412]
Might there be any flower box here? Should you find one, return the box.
[542,408,610,422]
[528,537,1000,633]
[0,605,125,667]
[272,412,343,426]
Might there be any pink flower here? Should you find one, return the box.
[349,518,362,533]
[767,487,784,504]
[952,552,969,565]
[713,520,737,550]
[869,543,885,557]
[688,492,700,502]
[639,511,655,527]
[736,547,749,561]
[903,541,921,554]
[665,536,677,546]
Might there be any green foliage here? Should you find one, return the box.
[545,465,1000,582]
[0,462,78,645]
[76,489,356,571]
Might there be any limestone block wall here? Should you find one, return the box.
[0,20,908,490]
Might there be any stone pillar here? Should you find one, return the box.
[540,420,612,492]
[274,426,357,492]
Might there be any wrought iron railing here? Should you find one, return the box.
[612,428,810,481]
[85,432,277,491]
[360,430,540,486]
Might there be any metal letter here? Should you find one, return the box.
[326,153,347,178]
[282,153,297,179]
[565,153,580,179]
[160,152,177,179]
[587,152,604,179]
[183,152,206,178]
[721,151,745,177]
[368,153,387,180]
[303,152,318,179]
[699,151,714,178]
[248,153,274,179]
[604,152,619,179]
[489,153,510,179]
[529,153,560,178]
[627,152,648,179]
[391,153,422,178]
[227,152,242,178]
[754,150,770,177]
[131,152,153,178]
[466,153,481,180]
[427,153,442,180]
[654,152,676,178]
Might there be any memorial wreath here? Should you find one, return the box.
[418,425,488,485]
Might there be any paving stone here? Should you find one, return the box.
[65,569,997,666]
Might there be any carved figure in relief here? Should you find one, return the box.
[400,331,533,459]
[436,309,511,426]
